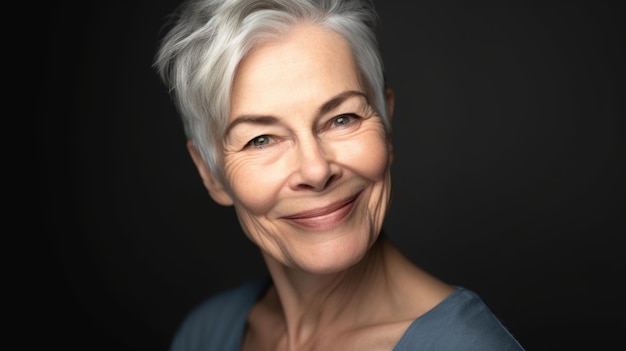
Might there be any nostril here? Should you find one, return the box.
[296,173,337,191]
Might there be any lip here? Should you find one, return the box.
[281,193,360,230]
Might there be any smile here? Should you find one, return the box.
[281,193,360,230]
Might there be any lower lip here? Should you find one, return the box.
[285,195,358,230]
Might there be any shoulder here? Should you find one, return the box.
[170,277,270,351]
[394,287,525,351]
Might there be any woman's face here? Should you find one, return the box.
[216,24,392,274]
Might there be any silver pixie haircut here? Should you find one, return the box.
[154,0,389,176]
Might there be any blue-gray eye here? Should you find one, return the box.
[332,114,353,126]
[250,135,271,147]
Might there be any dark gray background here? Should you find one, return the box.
[43,1,624,350]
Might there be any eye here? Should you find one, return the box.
[246,135,274,148]
[331,114,358,128]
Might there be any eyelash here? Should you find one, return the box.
[244,114,361,149]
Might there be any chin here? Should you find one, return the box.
[293,232,375,275]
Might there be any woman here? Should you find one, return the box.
[154,0,525,350]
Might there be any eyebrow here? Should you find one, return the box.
[225,90,368,136]
[318,90,367,116]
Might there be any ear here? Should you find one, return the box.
[186,140,234,206]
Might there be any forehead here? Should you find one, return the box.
[230,24,361,118]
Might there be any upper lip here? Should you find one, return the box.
[282,193,359,219]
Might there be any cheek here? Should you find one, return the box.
[223,156,284,215]
[342,132,390,179]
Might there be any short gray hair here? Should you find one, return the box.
[154,0,389,176]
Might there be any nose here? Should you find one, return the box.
[289,136,338,191]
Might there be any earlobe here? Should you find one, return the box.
[186,140,234,206]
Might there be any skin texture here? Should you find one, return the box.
[187,23,454,350]
[197,23,393,275]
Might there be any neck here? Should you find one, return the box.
[260,235,395,340]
